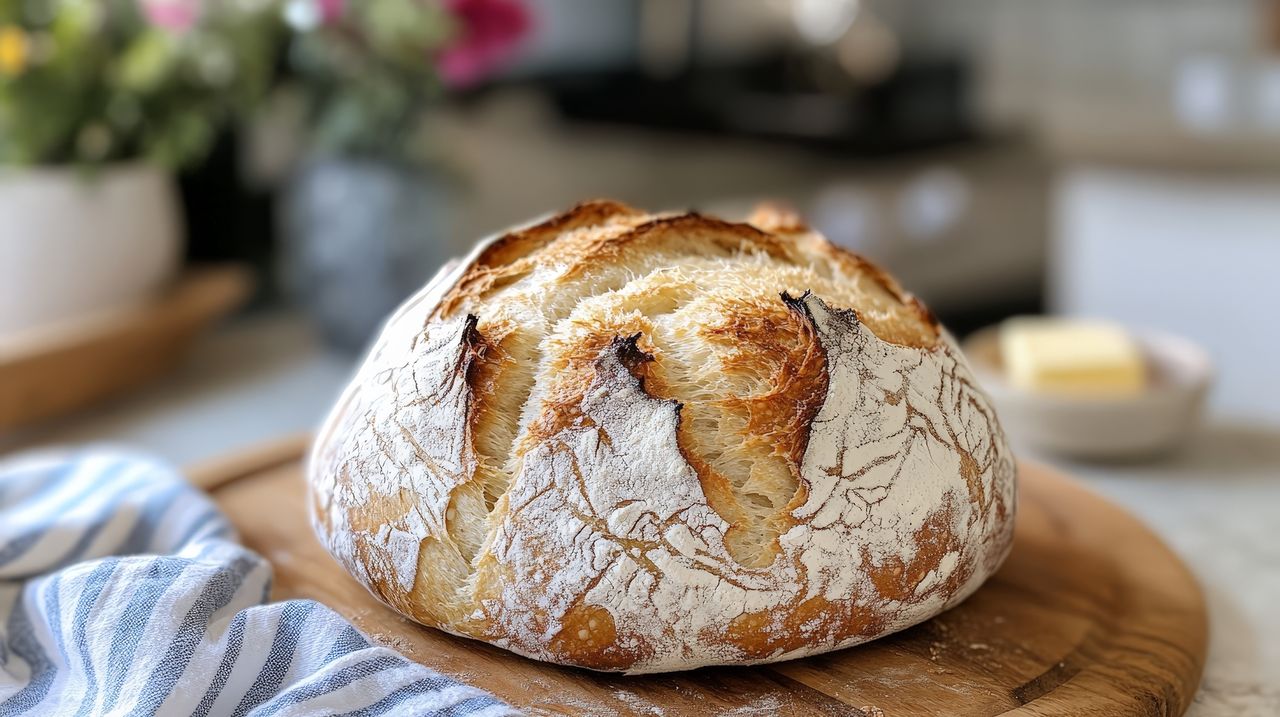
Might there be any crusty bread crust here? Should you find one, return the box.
[309,201,1016,673]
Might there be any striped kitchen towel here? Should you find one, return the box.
[0,448,518,717]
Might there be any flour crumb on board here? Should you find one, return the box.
[526,695,619,717]
[611,689,665,716]
[719,694,781,716]
[859,707,887,717]
[368,631,413,654]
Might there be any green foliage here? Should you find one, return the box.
[0,0,279,168]
[284,0,456,161]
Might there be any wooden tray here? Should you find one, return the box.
[0,265,252,432]
[194,438,1207,716]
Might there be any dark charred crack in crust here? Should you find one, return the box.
[460,314,487,362]
[780,289,815,316]
[459,313,500,499]
[610,333,653,373]
[442,314,494,564]
[443,313,489,459]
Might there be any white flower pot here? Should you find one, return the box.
[0,165,182,337]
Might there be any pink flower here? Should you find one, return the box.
[142,0,201,33]
[317,0,345,23]
[438,0,530,88]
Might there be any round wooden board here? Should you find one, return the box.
[195,438,1206,716]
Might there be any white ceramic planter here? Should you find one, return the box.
[0,165,182,337]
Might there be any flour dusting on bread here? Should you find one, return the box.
[309,200,1016,673]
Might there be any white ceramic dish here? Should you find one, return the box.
[962,325,1213,460]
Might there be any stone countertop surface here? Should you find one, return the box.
[1029,431,1280,717]
[2,312,1276,716]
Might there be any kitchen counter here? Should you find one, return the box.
[2,312,1276,716]
[1033,431,1280,716]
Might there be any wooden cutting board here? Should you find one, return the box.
[193,437,1207,716]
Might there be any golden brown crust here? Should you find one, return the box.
[563,212,795,278]
[747,202,812,235]
[309,200,1016,673]
[437,199,645,318]
[655,292,829,566]
[725,595,886,660]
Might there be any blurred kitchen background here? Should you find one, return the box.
[2,2,1278,712]
[2,0,1279,455]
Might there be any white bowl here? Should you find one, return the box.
[962,326,1213,460]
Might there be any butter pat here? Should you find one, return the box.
[999,318,1146,396]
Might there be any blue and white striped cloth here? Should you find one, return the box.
[0,448,517,717]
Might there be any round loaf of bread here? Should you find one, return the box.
[309,200,1016,673]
